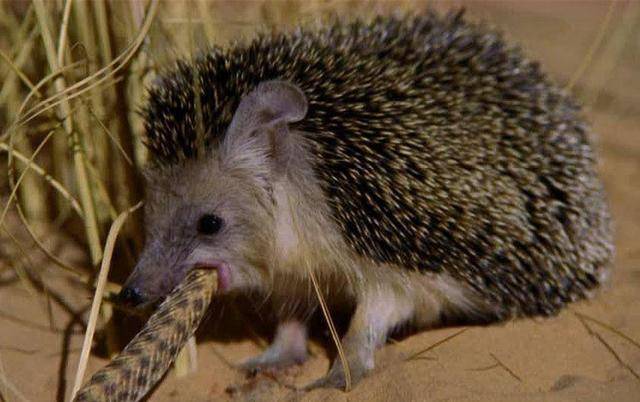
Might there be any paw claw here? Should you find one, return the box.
[304,374,347,391]
[304,363,368,391]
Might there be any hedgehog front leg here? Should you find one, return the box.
[306,285,414,390]
[240,320,308,372]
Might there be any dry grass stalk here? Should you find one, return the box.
[307,266,352,392]
[565,0,617,92]
[406,328,469,361]
[34,0,103,265]
[70,202,143,400]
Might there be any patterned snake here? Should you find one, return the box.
[74,269,218,402]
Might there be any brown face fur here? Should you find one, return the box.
[124,160,269,304]
[121,81,308,305]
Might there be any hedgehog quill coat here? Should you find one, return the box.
[122,11,613,388]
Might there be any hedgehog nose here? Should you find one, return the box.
[118,286,146,307]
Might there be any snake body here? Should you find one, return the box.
[74,269,217,402]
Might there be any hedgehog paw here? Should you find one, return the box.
[239,321,308,375]
[303,359,370,391]
[239,347,307,375]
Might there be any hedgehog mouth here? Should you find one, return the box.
[192,260,231,291]
[119,261,232,312]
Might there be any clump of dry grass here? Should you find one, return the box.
[1,1,161,399]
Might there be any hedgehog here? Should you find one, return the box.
[118,11,614,389]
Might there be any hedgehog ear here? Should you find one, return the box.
[227,80,307,134]
[224,80,308,174]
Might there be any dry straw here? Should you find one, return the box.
[71,201,142,400]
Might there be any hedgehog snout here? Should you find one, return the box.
[120,238,190,307]
[117,286,146,307]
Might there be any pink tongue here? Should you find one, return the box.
[215,262,231,290]
[194,261,231,291]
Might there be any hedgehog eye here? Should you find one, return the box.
[197,214,223,235]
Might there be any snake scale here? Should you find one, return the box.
[74,269,218,402]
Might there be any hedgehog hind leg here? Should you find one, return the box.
[305,284,416,390]
[239,320,308,373]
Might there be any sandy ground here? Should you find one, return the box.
[1,2,639,402]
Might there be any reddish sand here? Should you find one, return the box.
[1,2,639,401]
